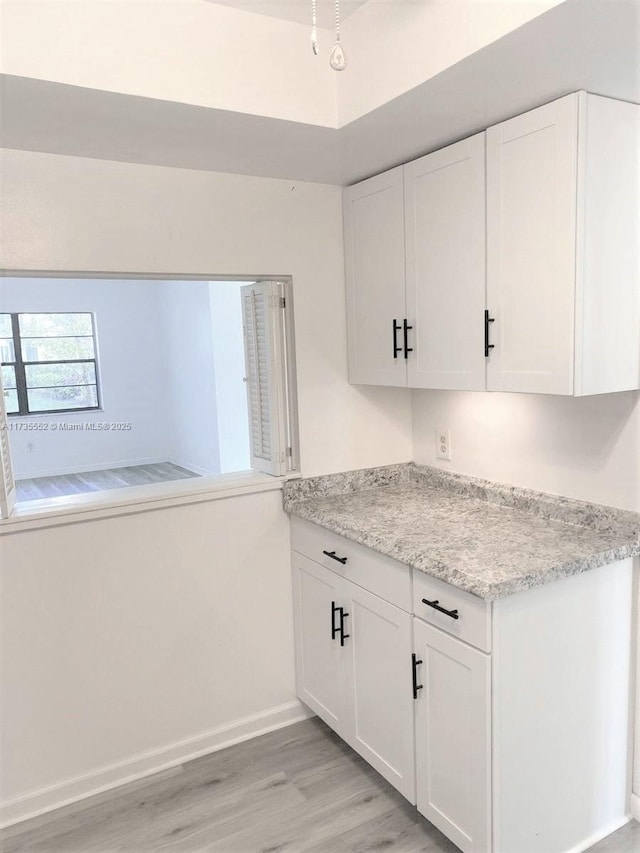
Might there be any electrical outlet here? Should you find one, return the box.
[435,428,451,461]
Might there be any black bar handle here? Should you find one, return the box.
[331,601,340,640]
[403,319,413,359]
[323,550,347,565]
[393,319,402,359]
[339,609,350,646]
[422,598,459,620]
[484,309,495,357]
[412,653,423,699]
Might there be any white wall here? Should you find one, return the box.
[0,277,171,479]
[161,279,252,476]
[0,0,338,127]
[338,0,564,124]
[161,280,221,475]
[0,489,299,817]
[209,281,251,475]
[0,0,566,130]
[412,389,640,512]
[0,148,412,822]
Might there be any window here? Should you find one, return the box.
[0,313,100,416]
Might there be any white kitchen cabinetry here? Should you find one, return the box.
[345,582,415,801]
[414,619,491,853]
[344,166,406,387]
[486,91,640,395]
[404,133,486,391]
[414,558,633,853]
[291,526,416,801]
[344,136,486,390]
[291,553,349,738]
[344,92,639,396]
[291,516,634,853]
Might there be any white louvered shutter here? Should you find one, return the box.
[0,367,16,518]
[241,281,290,476]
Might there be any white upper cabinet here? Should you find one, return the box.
[574,94,640,396]
[344,92,639,396]
[344,166,407,386]
[487,92,639,395]
[405,133,486,391]
[345,138,486,391]
[486,95,578,395]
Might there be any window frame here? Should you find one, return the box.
[1,311,101,417]
[0,272,300,521]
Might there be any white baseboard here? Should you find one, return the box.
[15,457,167,481]
[631,793,640,821]
[567,814,632,853]
[0,700,314,829]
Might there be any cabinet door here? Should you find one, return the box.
[414,619,491,853]
[344,167,407,386]
[486,93,579,394]
[292,554,348,738]
[344,583,416,802]
[405,134,486,391]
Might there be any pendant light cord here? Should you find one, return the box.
[311,0,319,55]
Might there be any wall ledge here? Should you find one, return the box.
[0,470,296,535]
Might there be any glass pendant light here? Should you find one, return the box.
[329,0,347,71]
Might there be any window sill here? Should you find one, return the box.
[7,408,105,418]
[1,471,300,535]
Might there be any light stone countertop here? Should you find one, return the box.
[283,464,640,600]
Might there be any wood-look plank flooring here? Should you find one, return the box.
[16,462,200,501]
[2,718,639,853]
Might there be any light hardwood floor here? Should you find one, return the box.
[16,462,200,501]
[2,719,639,853]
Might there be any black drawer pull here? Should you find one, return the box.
[403,319,413,359]
[331,601,340,640]
[323,550,347,565]
[422,598,459,620]
[393,319,402,359]
[484,309,495,357]
[412,653,423,699]
[339,609,350,646]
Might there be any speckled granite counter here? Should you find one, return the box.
[283,464,640,600]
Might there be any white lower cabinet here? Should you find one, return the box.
[346,583,415,801]
[291,518,634,853]
[292,554,349,738]
[413,619,491,853]
[292,550,416,801]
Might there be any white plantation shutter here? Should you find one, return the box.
[0,367,16,518]
[241,281,290,476]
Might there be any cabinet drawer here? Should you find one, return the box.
[291,517,411,612]
[413,571,491,652]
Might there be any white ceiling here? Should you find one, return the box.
[203,0,368,28]
[2,0,638,185]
